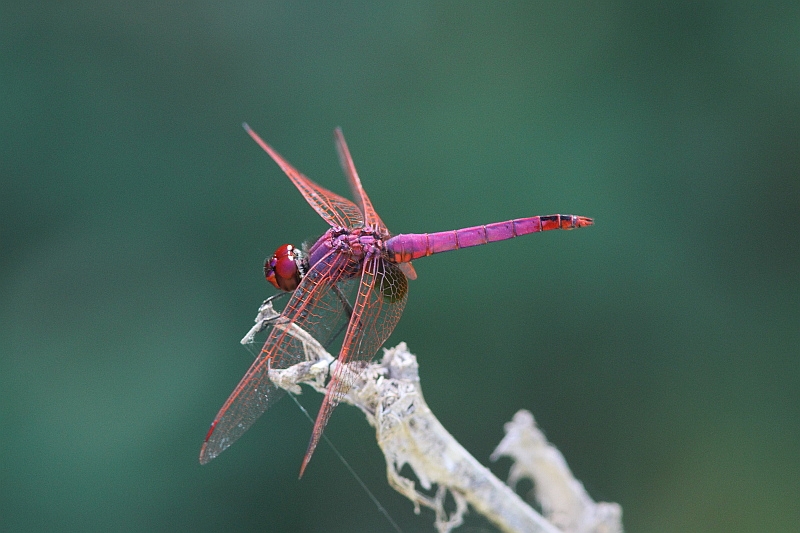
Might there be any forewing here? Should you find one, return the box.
[245,124,364,229]
[334,128,418,280]
[334,128,386,231]
[200,250,352,464]
[299,257,408,476]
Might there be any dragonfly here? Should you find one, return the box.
[200,124,593,477]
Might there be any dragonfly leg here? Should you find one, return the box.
[331,284,354,318]
[263,291,292,306]
[327,284,354,350]
[249,292,292,337]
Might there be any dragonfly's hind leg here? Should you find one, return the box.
[331,284,354,318]
[327,284,355,350]
[320,283,356,376]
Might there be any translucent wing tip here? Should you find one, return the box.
[298,412,325,479]
[198,444,215,465]
[198,420,222,465]
[298,451,312,479]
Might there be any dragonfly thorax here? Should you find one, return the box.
[264,243,308,291]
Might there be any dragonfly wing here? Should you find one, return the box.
[200,250,353,464]
[399,262,417,280]
[245,124,364,229]
[334,128,386,231]
[299,256,408,476]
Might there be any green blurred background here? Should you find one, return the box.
[2,2,798,532]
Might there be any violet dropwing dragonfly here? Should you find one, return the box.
[200,124,593,477]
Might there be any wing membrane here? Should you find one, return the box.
[334,128,385,231]
[245,124,363,229]
[200,250,352,464]
[299,256,408,475]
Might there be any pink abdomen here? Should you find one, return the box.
[385,214,592,263]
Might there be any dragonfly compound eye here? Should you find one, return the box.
[264,244,306,291]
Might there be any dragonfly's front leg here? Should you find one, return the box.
[242,284,355,350]
[240,292,292,345]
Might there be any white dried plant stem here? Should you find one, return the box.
[368,344,563,533]
[491,411,623,533]
[245,303,622,533]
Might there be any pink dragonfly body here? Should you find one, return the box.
[200,124,592,476]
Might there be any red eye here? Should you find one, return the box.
[264,244,304,291]
[274,256,297,279]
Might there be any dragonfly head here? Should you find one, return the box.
[265,243,307,291]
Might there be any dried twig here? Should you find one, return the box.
[243,302,623,533]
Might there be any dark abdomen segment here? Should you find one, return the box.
[385,214,593,263]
